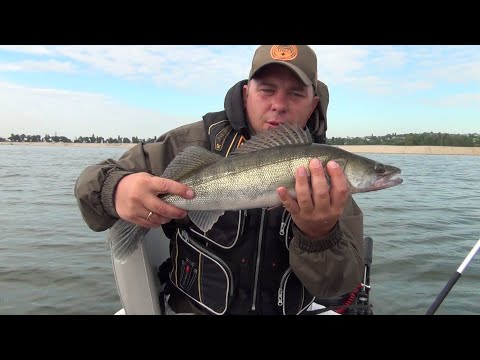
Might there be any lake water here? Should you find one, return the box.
[1,145,479,315]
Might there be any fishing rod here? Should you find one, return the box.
[425,237,480,315]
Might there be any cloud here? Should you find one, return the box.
[0,45,52,55]
[0,59,76,73]
[0,45,395,92]
[431,92,480,108]
[313,45,480,96]
[51,45,256,90]
[2,45,479,88]
[399,45,480,86]
[429,60,480,83]
[0,81,196,139]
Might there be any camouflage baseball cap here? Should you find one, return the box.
[249,45,318,93]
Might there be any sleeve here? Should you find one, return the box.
[74,134,180,232]
[289,196,365,298]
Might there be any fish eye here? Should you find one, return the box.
[374,163,386,174]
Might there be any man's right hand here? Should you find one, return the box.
[114,172,195,228]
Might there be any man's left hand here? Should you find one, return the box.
[277,159,349,239]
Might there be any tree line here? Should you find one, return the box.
[2,134,158,144]
[1,132,479,147]
[329,132,480,147]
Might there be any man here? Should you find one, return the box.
[74,45,365,315]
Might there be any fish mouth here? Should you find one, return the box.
[372,170,403,190]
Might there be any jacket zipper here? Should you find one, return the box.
[277,267,315,315]
[277,267,293,308]
[251,208,266,312]
[279,208,289,236]
[279,209,293,250]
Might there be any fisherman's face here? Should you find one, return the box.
[243,64,319,134]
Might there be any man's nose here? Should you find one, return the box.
[271,91,288,112]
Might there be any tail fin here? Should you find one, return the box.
[107,219,150,264]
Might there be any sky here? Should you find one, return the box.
[0,45,479,140]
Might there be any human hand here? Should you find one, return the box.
[114,172,194,228]
[277,159,349,239]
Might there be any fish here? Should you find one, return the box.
[108,123,403,263]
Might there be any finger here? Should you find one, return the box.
[135,213,160,228]
[143,210,174,227]
[326,161,349,211]
[145,195,188,220]
[309,158,330,207]
[295,166,314,211]
[132,207,174,228]
[277,187,299,214]
[151,177,195,199]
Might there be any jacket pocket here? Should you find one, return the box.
[170,229,234,315]
[190,210,246,249]
[277,267,315,315]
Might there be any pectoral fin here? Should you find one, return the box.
[188,210,225,233]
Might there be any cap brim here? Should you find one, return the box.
[250,61,313,86]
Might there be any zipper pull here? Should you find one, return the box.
[279,209,289,235]
[277,288,283,306]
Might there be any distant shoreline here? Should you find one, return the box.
[336,145,480,156]
[2,141,480,156]
[0,142,133,148]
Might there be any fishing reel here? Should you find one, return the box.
[306,236,375,315]
[353,236,374,315]
[347,236,374,315]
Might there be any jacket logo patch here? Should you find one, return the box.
[180,258,198,292]
[270,45,298,61]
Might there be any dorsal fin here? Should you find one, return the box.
[229,123,312,157]
[161,146,222,181]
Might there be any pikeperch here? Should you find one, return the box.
[109,123,403,263]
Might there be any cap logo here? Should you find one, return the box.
[270,45,298,61]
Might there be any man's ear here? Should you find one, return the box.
[242,84,249,107]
